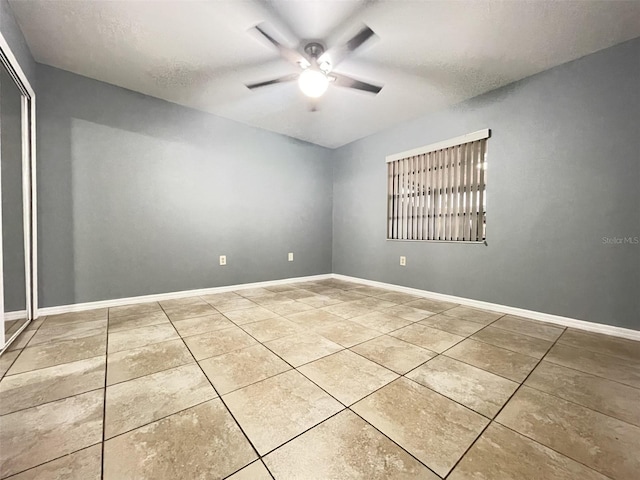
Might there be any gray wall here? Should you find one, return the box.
[37,65,333,308]
[333,38,640,330]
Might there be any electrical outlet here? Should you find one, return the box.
[400,256,406,266]
[288,252,294,262]
[219,255,227,266]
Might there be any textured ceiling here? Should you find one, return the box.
[9,0,640,148]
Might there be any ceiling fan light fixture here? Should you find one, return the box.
[298,69,329,98]
[319,60,331,73]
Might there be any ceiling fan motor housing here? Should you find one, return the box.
[304,42,325,60]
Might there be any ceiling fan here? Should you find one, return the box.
[245,23,383,105]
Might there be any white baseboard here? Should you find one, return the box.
[4,310,27,321]
[37,274,332,317]
[34,271,639,342]
[332,274,640,341]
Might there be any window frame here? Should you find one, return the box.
[386,129,490,244]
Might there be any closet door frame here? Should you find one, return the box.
[0,31,37,352]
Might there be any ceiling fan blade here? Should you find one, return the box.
[330,73,383,94]
[246,73,298,90]
[320,25,376,68]
[345,25,376,54]
[252,24,309,68]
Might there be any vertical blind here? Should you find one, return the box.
[386,129,489,242]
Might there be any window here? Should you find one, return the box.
[387,129,490,242]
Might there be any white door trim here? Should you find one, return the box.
[0,31,37,351]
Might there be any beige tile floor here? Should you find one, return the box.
[1,278,639,479]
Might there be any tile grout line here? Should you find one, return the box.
[350,364,486,421]
[498,372,640,427]
[537,354,640,390]
[378,313,504,383]
[184,289,638,449]
[2,352,107,380]
[346,342,436,375]
[184,323,380,399]
[26,317,107,344]
[164,294,477,422]
[214,332,378,480]
[441,325,567,479]
[219,458,276,480]
[0,352,20,382]
[26,314,105,330]
[432,313,633,391]
[4,329,103,362]
[401,368,496,422]
[259,457,277,480]
[0,384,106,418]
[105,359,197,389]
[0,320,110,427]
[433,314,524,367]
[391,315,531,420]
[106,318,169,334]
[487,327,640,473]
[157,302,269,478]
[102,315,205,380]
[5,321,106,478]
[101,308,110,480]
[552,336,640,360]
[3,340,270,421]
[467,331,555,357]
[212,313,356,409]
[0,287,465,476]
[313,309,474,476]
[251,332,446,476]
[174,286,634,476]
[224,408,351,477]
[481,321,565,342]
[346,406,443,479]
[200,310,432,473]
[15,331,106,350]
[490,422,617,480]
[2,307,544,412]
[432,317,640,398]
[438,348,534,383]
[99,397,219,441]
[1,442,103,479]
[3,282,636,479]
[172,318,296,395]
[3,316,38,348]
[1,316,50,380]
